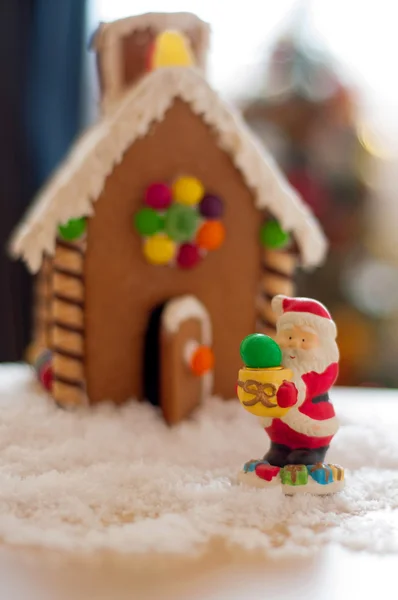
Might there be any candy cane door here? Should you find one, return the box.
[160,296,214,425]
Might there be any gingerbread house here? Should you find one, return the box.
[10,13,327,424]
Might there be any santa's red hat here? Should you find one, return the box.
[271,295,337,339]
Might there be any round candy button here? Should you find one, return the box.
[58,217,86,241]
[143,234,176,265]
[145,182,172,210]
[260,220,290,249]
[196,220,225,251]
[135,207,163,236]
[177,243,201,269]
[190,346,215,376]
[172,176,204,206]
[165,204,198,242]
[199,194,224,219]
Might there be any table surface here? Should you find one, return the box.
[0,385,397,600]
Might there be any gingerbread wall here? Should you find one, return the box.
[84,99,263,404]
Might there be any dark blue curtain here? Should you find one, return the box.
[0,0,87,361]
[27,0,87,187]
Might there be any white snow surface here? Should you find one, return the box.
[0,364,397,557]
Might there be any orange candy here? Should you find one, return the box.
[196,221,225,251]
[190,346,215,376]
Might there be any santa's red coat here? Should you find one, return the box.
[265,363,339,450]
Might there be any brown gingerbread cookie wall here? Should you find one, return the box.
[84,99,263,404]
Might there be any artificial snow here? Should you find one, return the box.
[0,364,397,556]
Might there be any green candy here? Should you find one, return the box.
[135,207,163,236]
[165,204,198,243]
[58,217,86,241]
[260,220,290,249]
[240,334,282,369]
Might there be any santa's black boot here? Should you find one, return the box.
[263,442,292,467]
[286,446,329,466]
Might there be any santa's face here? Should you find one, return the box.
[277,325,319,354]
[276,324,326,376]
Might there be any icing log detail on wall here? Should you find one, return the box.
[257,249,297,337]
[51,239,87,407]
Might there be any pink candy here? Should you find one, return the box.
[145,183,172,210]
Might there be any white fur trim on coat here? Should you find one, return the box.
[260,410,339,437]
[281,406,339,437]
[261,412,339,437]
[259,416,273,428]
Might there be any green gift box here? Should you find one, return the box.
[281,465,308,486]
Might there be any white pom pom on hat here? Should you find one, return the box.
[272,295,337,339]
[271,295,288,317]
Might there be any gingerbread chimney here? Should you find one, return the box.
[92,12,210,113]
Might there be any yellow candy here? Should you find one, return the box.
[172,176,204,206]
[143,234,176,265]
[151,31,194,69]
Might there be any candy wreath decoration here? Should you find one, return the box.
[134,176,226,269]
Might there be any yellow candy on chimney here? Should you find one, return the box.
[148,30,195,70]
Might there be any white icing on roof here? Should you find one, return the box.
[10,67,327,272]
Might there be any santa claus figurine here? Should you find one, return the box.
[239,295,345,494]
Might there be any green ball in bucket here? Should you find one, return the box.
[240,334,282,369]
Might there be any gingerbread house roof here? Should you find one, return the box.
[10,66,327,273]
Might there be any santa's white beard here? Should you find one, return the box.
[281,339,339,381]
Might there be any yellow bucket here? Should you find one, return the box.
[237,366,294,418]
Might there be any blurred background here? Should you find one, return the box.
[2,0,398,387]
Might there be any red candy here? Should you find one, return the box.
[255,464,280,481]
[39,362,53,392]
[145,183,172,210]
[177,243,201,269]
